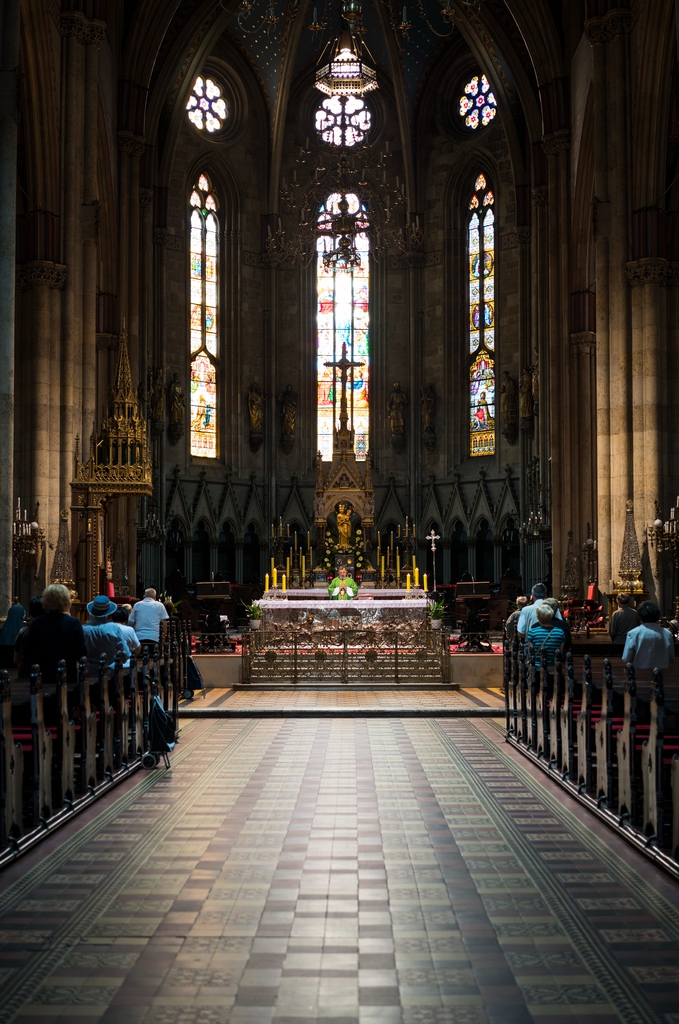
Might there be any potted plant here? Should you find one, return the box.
[428,597,446,630]
[243,601,263,630]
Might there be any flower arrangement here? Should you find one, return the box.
[243,600,262,620]
[428,598,446,621]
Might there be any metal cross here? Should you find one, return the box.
[324,343,364,436]
[425,528,441,592]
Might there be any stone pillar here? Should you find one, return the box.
[81,21,105,441]
[585,17,612,586]
[59,11,87,508]
[0,0,21,608]
[601,10,632,583]
[569,331,597,577]
[235,539,244,584]
[16,263,67,585]
[404,254,425,518]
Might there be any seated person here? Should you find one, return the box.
[328,566,358,601]
[622,601,674,670]
[526,602,566,671]
[111,608,141,669]
[608,593,640,644]
[83,595,140,675]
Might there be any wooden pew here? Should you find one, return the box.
[641,670,666,843]
[0,673,23,845]
[78,657,97,795]
[576,654,596,793]
[594,659,614,807]
[96,657,114,781]
[56,660,75,809]
[30,668,54,827]
[672,754,679,861]
[549,655,564,770]
[559,652,578,781]
[616,663,639,825]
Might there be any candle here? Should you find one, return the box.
[279,516,283,534]
[390,532,394,552]
[271,522,274,538]
[294,531,298,551]
[398,525,401,539]
[423,573,428,592]
[302,555,306,578]
[273,567,278,588]
[286,556,290,578]
[307,531,311,551]
[287,523,290,538]
[413,523,416,539]
[412,555,416,572]
[271,556,275,578]
[406,574,411,591]
[282,574,286,592]
[381,556,385,578]
[396,551,400,578]
[377,531,381,551]
[265,574,270,592]
[414,567,419,587]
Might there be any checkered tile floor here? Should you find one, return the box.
[0,716,678,1023]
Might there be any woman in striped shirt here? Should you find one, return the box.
[526,602,566,670]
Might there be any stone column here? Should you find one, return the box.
[605,10,632,581]
[569,331,597,572]
[59,12,86,508]
[81,21,105,441]
[17,263,67,585]
[0,0,20,607]
[404,254,425,518]
[585,17,612,586]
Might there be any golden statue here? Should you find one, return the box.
[336,502,352,549]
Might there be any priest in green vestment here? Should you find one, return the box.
[328,566,358,600]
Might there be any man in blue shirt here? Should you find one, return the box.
[83,595,140,676]
[517,583,563,641]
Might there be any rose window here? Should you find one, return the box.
[186,76,228,133]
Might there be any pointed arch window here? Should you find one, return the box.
[468,173,495,457]
[316,193,370,461]
[189,174,219,458]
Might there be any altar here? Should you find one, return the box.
[259,589,428,629]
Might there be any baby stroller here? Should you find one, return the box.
[141,694,176,769]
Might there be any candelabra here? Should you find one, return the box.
[12,498,45,582]
[582,523,598,585]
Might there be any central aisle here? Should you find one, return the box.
[0,716,678,1023]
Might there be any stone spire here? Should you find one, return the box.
[51,509,77,599]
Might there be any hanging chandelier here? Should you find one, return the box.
[315,29,378,96]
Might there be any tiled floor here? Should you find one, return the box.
[0,713,678,1023]
[178,688,505,716]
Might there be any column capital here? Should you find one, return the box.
[153,229,183,251]
[139,188,153,208]
[531,186,548,207]
[16,260,67,290]
[570,331,597,354]
[585,9,631,45]
[117,131,146,158]
[542,129,571,156]
[83,21,106,47]
[59,12,106,46]
[625,258,672,286]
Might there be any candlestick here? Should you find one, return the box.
[265,574,270,592]
[423,573,428,592]
[282,574,286,592]
[273,567,278,588]
[406,574,411,591]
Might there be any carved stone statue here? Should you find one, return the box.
[336,502,352,549]
[519,367,534,436]
[387,381,408,453]
[500,371,518,445]
[420,384,437,452]
[248,383,265,452]
[278,384,297,454]
[167,373,185,446]
[149,368,166,423]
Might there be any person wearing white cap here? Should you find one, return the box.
[82,595,140,676]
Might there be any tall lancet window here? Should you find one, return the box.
[468,173,495,457]
[189,174,219,458]
[316,193,370,461]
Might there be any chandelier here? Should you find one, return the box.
[267,11,423,269]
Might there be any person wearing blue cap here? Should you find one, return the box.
[82,595,140,676]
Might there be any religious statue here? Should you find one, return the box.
[167,373,185,445]
[248,382,266,452]
[388,381,408,453]
[328,565,358,601]
[336,502,353,549]
[420,384,436,452]
[520,367,534,437]
[500,371,518,445]
[148,368,166,423]
[278,384,297,454]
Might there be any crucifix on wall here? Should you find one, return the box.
[324,342,364,452]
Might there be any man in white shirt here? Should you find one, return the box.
[622,601,675,671]
[129,588,169,654]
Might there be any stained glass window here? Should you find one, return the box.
[186,76,228,133]
[189,175,219,458]
[315,95,371,147]
[459,73,497,130]
[468,174,495,457]
[317,193,369,461]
